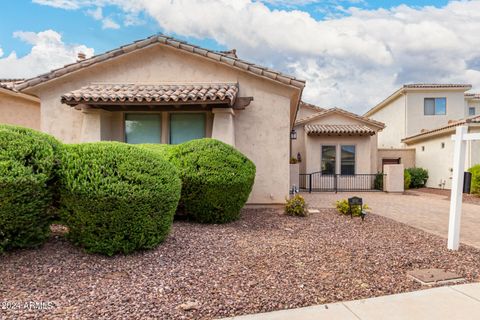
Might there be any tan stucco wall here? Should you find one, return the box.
[24,43,299,204]
[407,126,480,189]
[377,148,416,172]
[0,90,40,129]
[296,105,320,120]
[406,90,467,137]
[369,95,406,148]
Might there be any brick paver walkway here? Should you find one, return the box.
[302,191,480,248]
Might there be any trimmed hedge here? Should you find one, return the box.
[405,167,429,188]
[145,139,256,224]
[468,164,480,195]
[58,142,181,255]
[0,125,60,252]
[404,169,412,190]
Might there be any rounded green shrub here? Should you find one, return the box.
[58,142,181,255]
[468,164,480,195]
[406,167,429,188]
[159,138,255,224]
[0,125,60,252]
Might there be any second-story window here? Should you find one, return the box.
[424,97,446,115]
[469,107,476,116]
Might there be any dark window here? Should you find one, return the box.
[441,142,445,149]
[424,98,446,115]
[469,107,476,116]
[321,146,336,175]
[341,145,356,175]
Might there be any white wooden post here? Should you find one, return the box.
[448,126,468,250]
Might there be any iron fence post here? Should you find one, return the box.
[309,174,312,193]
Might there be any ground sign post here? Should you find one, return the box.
[448,126,480,250]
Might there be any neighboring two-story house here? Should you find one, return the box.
[365,84,480,189]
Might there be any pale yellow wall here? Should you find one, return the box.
[406,90,466,137]
[369,95,406,148]
[377,148,416,171]
[24,43,299,204]
[407,126,480,189]
[466,99,480,115]
[0,90,40,130]
[305,135,373,175]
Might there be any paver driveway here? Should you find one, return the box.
[303,191,480,248]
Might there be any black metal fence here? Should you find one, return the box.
[299,172,384,193]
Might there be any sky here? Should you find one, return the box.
[0,0,479,114]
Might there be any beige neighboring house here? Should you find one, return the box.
[292,102,384,190]
[11,34,306,205]
[365,84,480,189]
[0,79,40,129]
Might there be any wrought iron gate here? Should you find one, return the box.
[299,172,384,192]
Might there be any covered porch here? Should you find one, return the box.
[61,83,253,146]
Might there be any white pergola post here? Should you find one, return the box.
[448,125,480,250]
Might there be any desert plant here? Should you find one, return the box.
[58,142,181,255]
[335,199,369,217]
[0,125,61,252]
[285,194,308,217]
[468,164,480,195]
[404,169,412,190]
[152,139,256,224]
[405,167,429,188]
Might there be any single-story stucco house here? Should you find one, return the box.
[0,79,40,130]
[291,102,385,191]
[6,34,307,205]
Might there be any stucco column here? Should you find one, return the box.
[212,108,235,146]
[80,107,102,142]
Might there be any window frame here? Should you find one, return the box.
[320,145,337,175]
[340,145,356,175]
[424,97,447,116]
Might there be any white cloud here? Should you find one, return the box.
[0,30,94,78]
[85,6,121,29]
[0,47,3,58]
[26,0,480,112]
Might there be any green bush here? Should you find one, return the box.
[285,194,308,217]
[406,167,429,188]
[58,142,181,255]
[335,199,369,217]
[468,164,480,195]
[155,138,256,224]
[404,169,412,190]
[0,125,61,252]
[374,173,384,190]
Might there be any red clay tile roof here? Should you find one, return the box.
[0,79,25,91]
[296,107,385,129]
[403,84,472,89]
[61,83,239,106]
[299,101,325,112]
[465,93,480,99]
[16,34,305,91]
[402,114,480,144]
[305,124,376,136]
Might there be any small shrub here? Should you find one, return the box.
[406,167,429,188]
[58,142,181,255]
[404,169,412,190]
[0,125,61,252]
[290,157,299,164]
[374,173,384,190]
[335,199,369,217]
[157,139,256,224]
[468,164,480,195]
[285,194,308,217]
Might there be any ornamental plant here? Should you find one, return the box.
[405,167,429,188]
[144,139,256,224]
[404,169,412,190]
[285,194,308,217]
[0,125,61,252]
[58,142,181,255]
[468,164,480,195]
[335,199,369,217]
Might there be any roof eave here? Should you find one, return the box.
[0,87,40,103]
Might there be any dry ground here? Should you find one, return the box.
[1,209,480,320]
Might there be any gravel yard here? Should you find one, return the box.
[1,209,480,320]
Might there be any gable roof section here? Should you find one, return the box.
[16,34,305,92]
[364,83,472,117]
[402,114,480,144]
[299,101,325,112]
[296,107,385,129]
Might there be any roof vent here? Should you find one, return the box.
[77,52,86,61]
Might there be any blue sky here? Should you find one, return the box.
[0,0,478,113]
